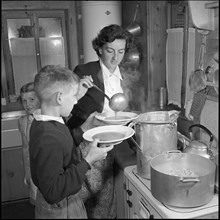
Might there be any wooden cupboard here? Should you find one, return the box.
[2,9,68,112]
[1,117,29,202]
[1,146,29,202]
[2,1,79,113]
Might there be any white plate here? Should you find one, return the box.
[83,125,135,144]
[95,112,138,125]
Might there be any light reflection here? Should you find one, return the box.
[49,34,60,38]
[52,39,61,46]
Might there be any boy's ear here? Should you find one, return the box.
[99,48,102,55]
[56,91,62,105]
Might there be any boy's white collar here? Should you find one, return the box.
[33,109,65,124]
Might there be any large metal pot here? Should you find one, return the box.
[150,151,216,207]
[129,110,179,179]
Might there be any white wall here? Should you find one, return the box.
[81,1,122,62]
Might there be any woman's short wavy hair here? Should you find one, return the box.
[92,24,134,57]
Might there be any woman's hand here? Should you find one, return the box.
[76,75,94,100]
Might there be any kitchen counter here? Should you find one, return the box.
[1,116,22,148]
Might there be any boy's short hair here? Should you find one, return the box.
[34,65,79,102]
[18,82,35,103]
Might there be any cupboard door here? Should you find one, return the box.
[5,17,38,98]
[2,10,68,112]
[37,12,68,68]
[1,147,29,202]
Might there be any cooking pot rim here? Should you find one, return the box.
[150,151,216,207]
[135,110,179,124]
[150,151,216,172]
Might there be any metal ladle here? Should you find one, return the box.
[92,83,128,112]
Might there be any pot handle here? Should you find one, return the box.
[189,124,214,143]
[127,121,142,151]
[180,177,200,183]
[129,136,142,152]
[127,121,136,128]
[165,150,182,159]
[166,150,182,154]
[177,132,187,150]
[168,110,180,121]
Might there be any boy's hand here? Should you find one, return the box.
[85,139,114,165]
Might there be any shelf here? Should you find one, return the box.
[205,1,219,9]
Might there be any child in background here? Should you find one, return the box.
[29,65,113,219]
[17,82,40,205]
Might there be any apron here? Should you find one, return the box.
[77,141,116,219]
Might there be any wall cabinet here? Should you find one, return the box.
[1,146,29,202]
[2,9,69,112]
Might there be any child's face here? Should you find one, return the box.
[21,91,40,114]
[60,85,78,117]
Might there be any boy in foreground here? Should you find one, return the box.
[29,65,113,218]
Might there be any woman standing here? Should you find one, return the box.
[67,24,133,129]
[67,24,134,218]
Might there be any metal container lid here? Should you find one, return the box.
[135,110,179,124]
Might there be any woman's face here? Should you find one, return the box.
[99,39,126,72]
[21,91,40,114]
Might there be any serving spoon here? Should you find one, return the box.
[92,83,128,112]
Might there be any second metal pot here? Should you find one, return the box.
[150,151,216,207]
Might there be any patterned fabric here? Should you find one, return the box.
[77,142,116,219]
